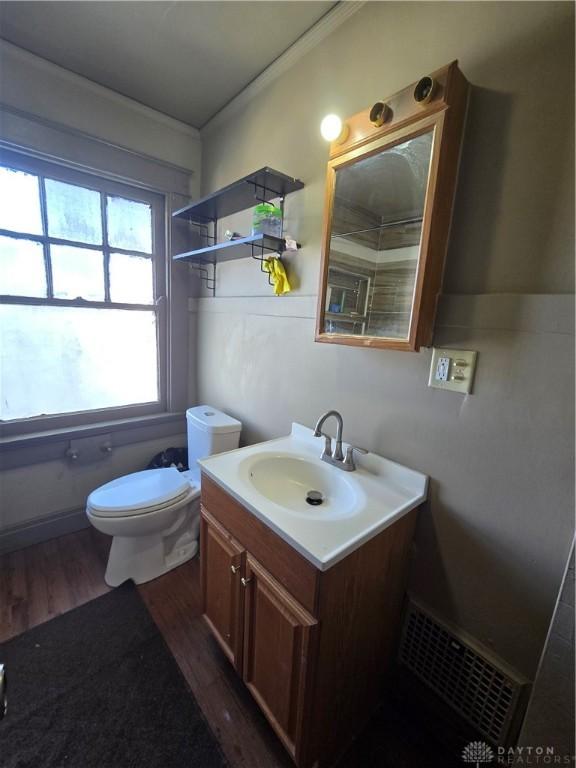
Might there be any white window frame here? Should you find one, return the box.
[0,149,170,437]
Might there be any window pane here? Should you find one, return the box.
[109,252,153,304]
[0,305,159,419]
[45,179,102,244]
[0,167,42,235]
[51,244,105,301]
[107,196,152,253]
[0,236,46,297]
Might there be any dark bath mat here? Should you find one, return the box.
[0,582,228,768]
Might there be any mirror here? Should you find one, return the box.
[316,62,469,351]
[325,131,433,339]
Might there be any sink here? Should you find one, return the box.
[198,422,428,570]
[241,453,361,517]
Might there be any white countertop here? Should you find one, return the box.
[199,423,428,571]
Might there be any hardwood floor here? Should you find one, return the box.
[0,529,111,643]
[0,529,461,768]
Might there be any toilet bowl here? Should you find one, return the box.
[86,406,241,586]
[87,467,200,586]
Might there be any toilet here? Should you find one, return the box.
[86,406,241,587]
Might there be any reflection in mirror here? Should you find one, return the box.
[324,130,433,339]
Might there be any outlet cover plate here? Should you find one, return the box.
[428,348,478,394]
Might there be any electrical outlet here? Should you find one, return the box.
[429,348,478,394]
[435,356,450,382]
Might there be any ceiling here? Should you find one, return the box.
[0,1,336,128]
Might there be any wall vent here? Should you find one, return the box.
[398,602,529,746]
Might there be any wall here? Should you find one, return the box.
[196,1,575,679]
[0,41,201,194]
[0,431,187,552]
[519,540,575,756]
[0,42,199,546]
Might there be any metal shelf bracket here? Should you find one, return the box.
[189,260,216,296]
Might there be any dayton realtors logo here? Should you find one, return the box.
[462,741,575,766]
[462,742,495,767]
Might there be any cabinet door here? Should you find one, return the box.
[242,555,317,760]
[201,509,245,671]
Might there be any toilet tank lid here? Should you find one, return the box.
[186,405,242,434]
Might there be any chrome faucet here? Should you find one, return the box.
[314,409,344,460]
[313,410,367,472]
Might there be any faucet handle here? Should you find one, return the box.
[343,445,368,470]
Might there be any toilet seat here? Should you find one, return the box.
[87,468,199,518]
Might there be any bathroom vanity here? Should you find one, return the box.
[199,424,427,768]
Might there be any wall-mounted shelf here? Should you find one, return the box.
[173,168,304,224]
[172,167,304,295]
[173,234,290,265]
[173,234,298,290]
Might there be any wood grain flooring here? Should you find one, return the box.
[0,530,461,768]
[0,529,294,768]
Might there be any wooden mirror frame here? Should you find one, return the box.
[315,61,469,351]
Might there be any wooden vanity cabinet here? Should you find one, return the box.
[201,508,317,760]
[200,474,419,768]
[200,512,245,671]
[242,554,318,758]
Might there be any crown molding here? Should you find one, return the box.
[201,1,366,134]
[0,39,200,139]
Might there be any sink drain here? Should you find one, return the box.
[306,490,324,506]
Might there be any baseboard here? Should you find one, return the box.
[0,507,89,555]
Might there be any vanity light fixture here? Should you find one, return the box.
[369,101,392,127]
[413,76,436,105]
[320,114,349,143]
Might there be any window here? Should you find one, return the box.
[0,151,167,431]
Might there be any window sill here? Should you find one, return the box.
[0,412,186,470]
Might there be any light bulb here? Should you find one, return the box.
[320,114,344,142]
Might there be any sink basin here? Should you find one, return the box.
[199,422,428,570]
[241,453,361,517]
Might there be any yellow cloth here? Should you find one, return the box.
[263,256,291,296]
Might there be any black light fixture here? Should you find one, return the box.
[369,101,392,127]
[413,76,436,105]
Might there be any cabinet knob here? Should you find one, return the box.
[231,564,240,574]
[241,577,252,587]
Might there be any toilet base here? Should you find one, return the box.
[105,535,198,586]
[104,514,200,586]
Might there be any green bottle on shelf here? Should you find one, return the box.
[252,203,282,238]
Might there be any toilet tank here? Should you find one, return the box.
[186,405,241,473]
